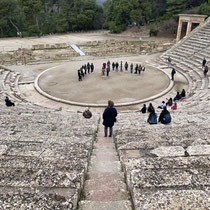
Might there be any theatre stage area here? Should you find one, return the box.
[37,59,170,106]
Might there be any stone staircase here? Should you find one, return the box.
[156,16,210,106]
[79,123,132,210]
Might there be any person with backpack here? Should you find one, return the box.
[159,106,171,124]
[147,109,157,124]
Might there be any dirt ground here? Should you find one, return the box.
[0,30,174,51]
[38,58,169,105]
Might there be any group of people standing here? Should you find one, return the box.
[78,62,94,81]
[202,58,208,77]
[102,60,146,76]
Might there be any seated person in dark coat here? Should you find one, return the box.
[83,107,92,119]
[147,103,155,113]
[173,92,181,102]
[181,89,186,98]
[5,96,15,107]
[159,106,171,124]
[103,100,117,137]
[140,104,146,113]
[147,110,157,124]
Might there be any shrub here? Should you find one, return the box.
[149,25,159,36]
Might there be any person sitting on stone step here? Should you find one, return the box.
[159,106,171,124]
[5,96,15,107]
[181,89,186,98]
[147,109,157,124]
[83,107,92,119]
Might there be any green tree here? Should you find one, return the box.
[166,0,186,18]
[199,0,210,15]
[18,0,43,36]
[0,0,22,37]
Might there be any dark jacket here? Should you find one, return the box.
[147,105,154,113]
[5,97,15,107]
[147,112,157,124]
[141,106,146,113]
[159,109,170,124]
[103,107,117,127]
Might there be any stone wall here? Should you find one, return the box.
[32,43,68,50]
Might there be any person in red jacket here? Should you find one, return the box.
[171,102,177,110]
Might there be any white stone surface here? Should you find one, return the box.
[150,146,185,157]
[0,145,7,155]
[187,145,210,156]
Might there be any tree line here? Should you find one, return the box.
[0,0,209,37]
[103,0,210,33]
[0,0,104,37]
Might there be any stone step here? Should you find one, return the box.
[84,180,129,201]
[89,160,122,173]
[91,152,119,162]
[87,172,125,181]
[79,200,132,210]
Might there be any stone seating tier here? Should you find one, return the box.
[0,94,100,209]
[112,110,210,210]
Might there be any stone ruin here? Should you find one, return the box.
[0,14,209,210]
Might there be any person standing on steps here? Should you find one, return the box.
[103,100,118,137]
[204,65,208,77]
[168,57,172,67]
[171,68,176,81]
[202,58,206,68]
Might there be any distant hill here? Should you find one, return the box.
[96,0,106,5]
